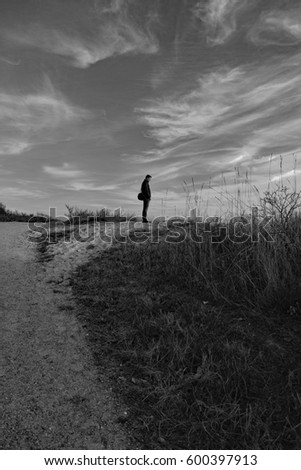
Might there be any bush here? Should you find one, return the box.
[0,202,6,215]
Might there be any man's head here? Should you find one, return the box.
[145,174,152,182]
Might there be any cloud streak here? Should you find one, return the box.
[0,140,32,156]
[136,68,241,146]
[0,79,91,156]
[249,8,301,46]
[0,187,47,198]
[4,1,158,68]
[136,51,301,178]
[0,56,21,66]
[193,0,249,46]
[43,163,87,178]
[64,182,119,191]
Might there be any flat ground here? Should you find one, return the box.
[0,222,133,450]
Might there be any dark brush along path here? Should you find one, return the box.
[0,223,132,449]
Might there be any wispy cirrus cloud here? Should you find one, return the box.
[136,68,241,146]
[248,8,301,46]
[43,163,86,178]
[193,0,249,46]
[5,26,157,69]
[122,144,190,164]
[0,91,87,132]
[136,51,301,178]
[271,169,301,183]
[0,56,21,66]
[0,140,32,156]
[64,181,119,191]
[0,78,91,156]
[43,165,119,193]
[0,187,47,198]
[4,1,158,68]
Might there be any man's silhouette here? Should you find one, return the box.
[141,174,152,223]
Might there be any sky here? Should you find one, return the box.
[0,0,301,217]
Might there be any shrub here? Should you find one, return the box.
[0,202,6,215]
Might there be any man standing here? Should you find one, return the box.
[141,174,152,223]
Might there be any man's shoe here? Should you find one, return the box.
[142,218,149,223]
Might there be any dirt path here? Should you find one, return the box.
[1,223,132,450]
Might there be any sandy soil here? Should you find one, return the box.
[1,222,133,450]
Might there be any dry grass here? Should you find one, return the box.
[71,236,301,449]
[70,185,301,449]
[38,179,301,449]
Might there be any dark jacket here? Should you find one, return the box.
[141,179,151,200]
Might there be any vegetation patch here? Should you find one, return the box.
[72,240,301,449]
